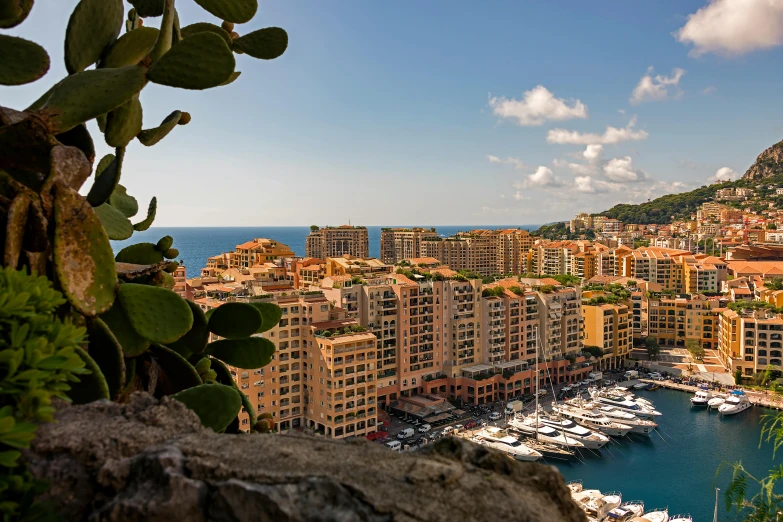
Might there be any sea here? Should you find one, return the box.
[555,387,783,521]
[111,225,540,278]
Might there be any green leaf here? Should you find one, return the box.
[137,110,181,146]
[0,34,50,86]
[147,32,235,90]
[233,27,288,60]
[115,242,163,265]
[53,184,117,316]
[86,151,122,207]
[133,197,157,231]
[102,26,159,68]
[41,65,148,133]
[118,284,193,344]
[192,0,257,24]
[171,383,241,432]
[94,203,133,240]
[109,184,139,218]
[167,300,210,358]
[205,337,275,369]
[0,0,32,29]
[248,302,282,333]
[180,22,232,46]
[129,0,164,17]
[37,356,68,370]
[208,302,262,339]
[67,346,110,404]
[0,450,21,467]
[105,96,143,148]
[65,0,124,74]
[100,301,150,358]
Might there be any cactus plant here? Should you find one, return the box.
[115,242,164,264]
[86,318,126,399]
[167,300,209,358]
[0,34,50,85]
[205,337,275,369]
[149,344,202,395]
[117,283,193,344]
[192,0,257,24]
[64,0,124,74]
[67,347,111,403]
[233,27,288,60]
[94,203,134,240]
[137,109,180,146]
[180,22,232,45]
[171,383,241,432]
[133,197,156,231]
[100,300,151,357]
[248,301,283,332]
[102,26,159,68]
[207,302,263,339]
[147,32,234,89]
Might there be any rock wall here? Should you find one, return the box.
[27,394,587,522]
[744,139,783,181]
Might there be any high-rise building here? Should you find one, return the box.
[228,238,295,269]
[419,229,533,276]
[379,228,439,264]
[719,309,783,378]
[647,294,720,350]
[306,226,369,259]
[581,300,631,370]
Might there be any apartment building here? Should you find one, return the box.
[676,255,720,294]
[227,238,295,270]
[647,294,721,349]
[379,227,439,265]
[172,265,192,300]
[602,219,623,235]
[306,225,369,259]
[529,241,578,276]
[535,283,582,360]
[495,229,535,275]
[719,309,783,377]
[419,229,533,277]
[581,301,631,370]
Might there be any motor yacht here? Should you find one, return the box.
[707,393,727,410]
[582,402,658,435]
[718,390,752,415]
[633,382,648,390]
[537,414,609,449]
[606,500,645,521]
[507,416,585,449]
[552,402,632,437]
[589,389,662,419]
[668,514,692,522]
[582,491,622,521]
[572,489,602,507]
[473,427,542,461]
[690,388,712,406]
[632,507,669,522]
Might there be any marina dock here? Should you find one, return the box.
[632,379,783,411]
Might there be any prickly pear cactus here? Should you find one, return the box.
[0,0,287,445]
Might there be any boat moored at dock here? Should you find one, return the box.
[553,402,633,437]
[690,388,712,407]
[472,427,542,461]
[606,500,645,521]
[718,390,752,416]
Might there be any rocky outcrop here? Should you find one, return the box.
[27,394,586,522]
[744,139,783,181]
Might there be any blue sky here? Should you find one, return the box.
[5,0,783,226]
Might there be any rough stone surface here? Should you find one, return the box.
[744,139,783,180]
[28,393,587,522]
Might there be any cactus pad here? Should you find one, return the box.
[150,344,202,396]
[129,0,164,17]
[86,151,121,207]
[181,22,232,46]
[207,302,262,339]
[171,383,241,432]
[86,318,126,399]
[162,247,178,259]
[156,235,173,251]
[133,197,156,231]
[109,184,139,218]
[233,27,288,60]
[220,71,240,86]
[94,203,133,240]
[41,65,148,133]
[68,346,111,404]
[205,336,275,369]
[137,110,181,146]
[167,300,209,359]
[100,300,150,357]
[64,0,123,74]
[118,283,194,344]
[53,184,117,316]
[239,388,256,429]
[115,242,163,264]
[192,0,257,24]
[0,0,32,28]
[148,270,174,289]
[0,34,50,86]
[248,301,283,333]
[147,32,235,90]
[105,96,143,148]
[102,26,159,68]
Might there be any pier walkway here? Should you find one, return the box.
[631,379,783,411]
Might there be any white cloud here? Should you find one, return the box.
[513,166,563,189]
[701,85,717,95]
[487,155,526,170]
[574,176,611,193]
[583,144,604,162]
[603,156,647,183]
[488,85,588,126]
[547,117,649,145]
[712,166,739,182]
[513,191,524,201]
[630,67,685,104]
[675,0,783,56]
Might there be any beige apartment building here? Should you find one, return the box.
[536,284,582,360]
[581,300,631,370]
[647,294,721,349]
[719,309,783,377]
[203,238,295,275]
[379,227,439,265]
[306,225,369,259]
[420,229,533,277]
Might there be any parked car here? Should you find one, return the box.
[397,428,415,440]
[489,412,502,420]
[453,424,464,433]
[464,420,478,429]
[417,437,428,446]
[386,441,402,451]
[418,424,431,433]
[442,426,455,436]
[429,430,441,440]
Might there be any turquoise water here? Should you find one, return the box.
[555,388,782,521]
[111,225,539,278]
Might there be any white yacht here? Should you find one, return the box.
[707,393,727,410]
[473,427,542,461]
[566,480,583,495]
[507,416,585,449]
[606,500,645,521]
[632,507,669,522]
[633,382,648,390]
[572,489,603,506]
[582,491,622,521]
[552,402,632,437]
[690,388,712,406]
[537,415,609,449]
[718,390,752,415]
[668,514,692,522]
[589,390,662,419]
[587,403,658,435]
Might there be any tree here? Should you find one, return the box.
[310,225,319,232]
[583,345,605,359]
[734,368,744,385]
[645,337,660,360]
[685,339,705,361]
[767,277,783,291]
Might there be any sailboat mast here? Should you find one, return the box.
[713,487,719,522]
[535,326,539,441]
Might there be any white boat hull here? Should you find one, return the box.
[690,398,709,406]
[719,402,752,415]
[707,398,725,410]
